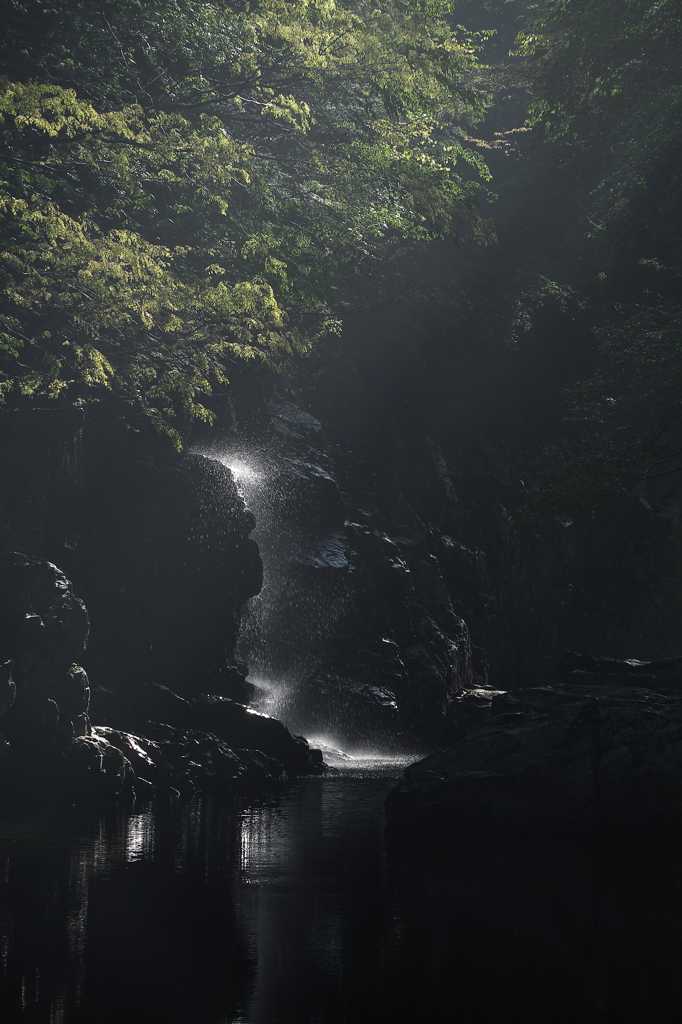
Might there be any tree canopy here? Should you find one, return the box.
[501,0,682,516]
[0,0,492,441]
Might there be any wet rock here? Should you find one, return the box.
[191,695,324,776]
[55,665,90,718]
[133,722,287,792]
[0,731,134,803]
[0,552,89,663]
[62,735,134,799]
[92,726,162,784]
[293,519,474,746]
[561,651,682,685]
[0,552,92,752]
[298,670,402,749]
[235,747,287,785]
[221,393,471,746]
[269,399,323,442]
[386,679,682,836]
[72,714,89,738]
[0,554,150,804]
[293,531,350,569]
[89,679,326,793]
[447,686,507,738]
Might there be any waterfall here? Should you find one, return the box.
[215,446,293,719]
[196,407,353,744]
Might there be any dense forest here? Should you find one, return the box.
[2,0,681,510]
[0,0,492,442]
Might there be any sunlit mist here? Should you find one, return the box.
[220,459,263,486]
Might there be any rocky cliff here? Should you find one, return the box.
[0,402,323,803]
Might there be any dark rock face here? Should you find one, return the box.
[228,396,473,749]
[92,725,287,795]
[316,520,473,747]
[0,551,323,805]
[231,383,573,748]
[386,658,682,835]
[0,553,90,741]
[560,650,682,685]
[76,444,262,703]
[0,403,264,707]
[298,297,682,701]
[321,423,576,698]
[0,552,133,800]
[191,695,322,776]
[0,406,85,559]
[89,687,324,781]
[0,425,324,804]
[88,676,324,781]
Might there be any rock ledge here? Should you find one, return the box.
[386,657,682,836]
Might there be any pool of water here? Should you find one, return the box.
[1,758,682,1023]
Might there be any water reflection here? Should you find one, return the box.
[1,776,682,1023]
[125,812,155,863]
[237,772,399,1024]
[0,799,253,1024]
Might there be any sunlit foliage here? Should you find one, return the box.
[0,0,492,438]
[516,0,682,217]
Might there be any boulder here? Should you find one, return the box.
[61,735,134,799]
[92,727,162,784]
[74,446,262,702]
[0,552,92,752]
[93,723,288,795]
[560,650,682,687]
[0,554,155,803]
[191,695,324,776]
[386,667,682,836]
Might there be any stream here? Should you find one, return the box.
[2,758,682,1024]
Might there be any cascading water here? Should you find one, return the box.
[195,402,356,748]
[214,446,295,716]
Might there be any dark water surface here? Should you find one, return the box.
[1,757,682,1023]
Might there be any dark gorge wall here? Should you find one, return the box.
[0,403,261,701]
[0,402,322,801]
[269,298,682,745]
[2,301,681,788]
[196,385,476,752]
